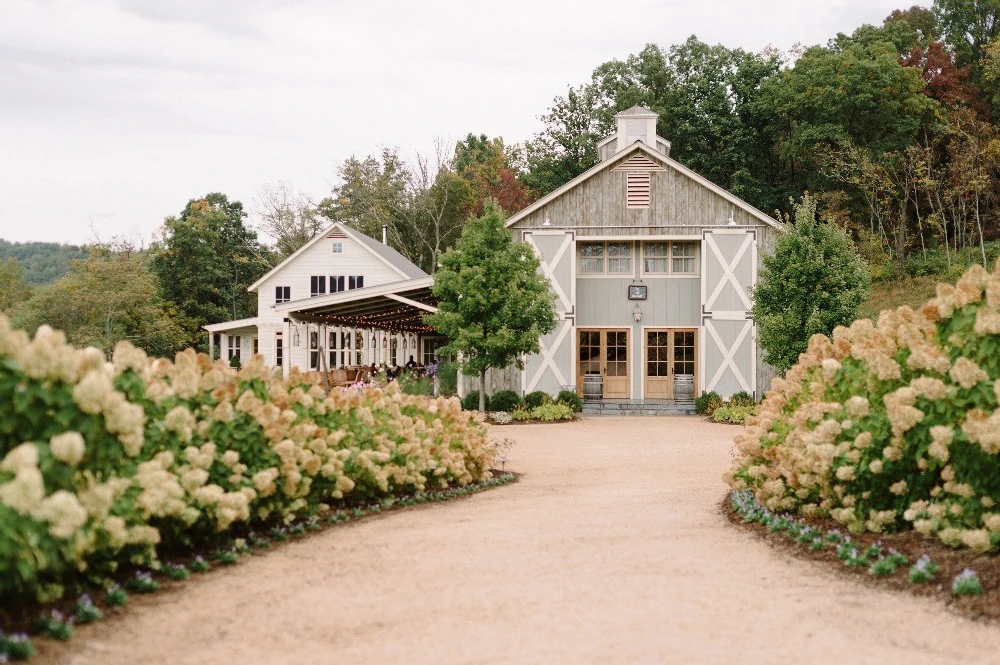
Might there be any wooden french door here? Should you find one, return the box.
[644,329,697,399]
[577,329,630,399]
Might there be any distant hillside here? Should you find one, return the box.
[0,239,89,285]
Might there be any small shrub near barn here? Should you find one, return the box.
[489,390,522,412]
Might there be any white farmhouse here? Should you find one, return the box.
[205,224,443,375]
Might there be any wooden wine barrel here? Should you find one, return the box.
[674,374,695,400]
[582,374,603,401]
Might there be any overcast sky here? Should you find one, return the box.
[0,0,926,246]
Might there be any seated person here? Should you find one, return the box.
[405,355,418,369]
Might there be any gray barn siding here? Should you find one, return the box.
[576,278,699,328]
[513,163,763,235]
[510,148,785,402]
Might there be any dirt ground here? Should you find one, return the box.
[53,417,998,665]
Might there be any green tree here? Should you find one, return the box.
[151,193,271,349]
[934,0,1000,75]
[751,195,870,372]
[521,38,786,210]
[0,239,88,285]
[425,201,558,410]
[319,146,475,273]
[454,134,536,216]
[0,257,29,314]
[13,244,188,358]
[759,28,941,196]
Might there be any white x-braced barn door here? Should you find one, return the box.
[522,231,575,395]
[700,229,756,399]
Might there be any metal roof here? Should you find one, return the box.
[275,277,438,333]
[349,228,427,279]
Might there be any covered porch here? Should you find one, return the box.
[204,317,259,366]
[272,277,446,376]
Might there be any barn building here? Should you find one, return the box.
[206,105,781,404]
[507,106,783,402]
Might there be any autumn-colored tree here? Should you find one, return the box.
[454,134,536,216]
[902,40,982,109]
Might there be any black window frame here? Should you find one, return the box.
[310,275,326,297]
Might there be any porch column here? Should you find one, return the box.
[207,332,213,361]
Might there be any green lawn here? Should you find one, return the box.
[857,275,941,321]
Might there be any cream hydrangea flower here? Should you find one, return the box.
[50,431,86,466]
[928,425,954,462]
[0,467,45,514]
[33,490,88,539]
[1,442,39,473]
[949,357,988,389]
[72,369,114,414]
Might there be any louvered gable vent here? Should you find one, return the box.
[616,153,660,171]
[626,172,651,208]
[327,229,347,239]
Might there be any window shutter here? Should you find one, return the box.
[626,172,651,208]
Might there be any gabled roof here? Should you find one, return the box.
[348,227,427,279]
[247,221,427,292]
[505,140,783,231]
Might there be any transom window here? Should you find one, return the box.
[642,242,698,275]
[275,286,290,303]
[579,242,633,275]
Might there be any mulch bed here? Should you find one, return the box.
[722,495,1000,623]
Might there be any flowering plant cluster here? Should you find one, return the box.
[0,316,494,606]
[727,262,1000,552]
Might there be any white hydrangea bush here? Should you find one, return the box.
[727,262,1000,552]
[0,317,493,604]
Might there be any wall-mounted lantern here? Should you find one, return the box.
[632,304,643,323]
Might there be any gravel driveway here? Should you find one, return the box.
[59,417,998,665]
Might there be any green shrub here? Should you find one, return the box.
[461,390,484,411]
[751,194,870,371]
[489,390,522,412]
[728,262,1000,551]
[436,360,458,396]
[530,403,574,421]
[729,391,756,407]
[396,372,433,396]
[0,317,494,606]
[511,408,532,421]
[695,391,723,415]
[228,354,241,369]
[523,391,551,409]
[711,405,757,424]
[557,389,583,413]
